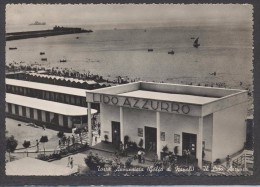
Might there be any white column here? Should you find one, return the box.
[120,107,124,144]
[59,114,63,126]
[42,111,46,122]
[68,116,72,128]
[18,106,23,116]
[11,104,15,114]
[26,107,30,118]
[34,109,38,120]
[88,102,92,146]
[156,111,161,160]
[197,117,203,169]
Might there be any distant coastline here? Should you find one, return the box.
[6,26,93,41]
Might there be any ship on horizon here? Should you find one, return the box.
[29,21,46,26]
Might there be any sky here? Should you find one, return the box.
[6,4,253,29]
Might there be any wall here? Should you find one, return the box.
[100,103,215,161]
[100,104,120,142]
[211,101,248,162]
[160,112,199,156]
[202,114,213,161]
[123,107,156,146]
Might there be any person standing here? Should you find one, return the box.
[70,157,74,169]
[67,156,70,167]
[98,128,101,138]
[36,139,39,152]
[226,155,231,168]
[137,150,142,163]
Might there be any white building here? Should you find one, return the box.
[86,81,248,168]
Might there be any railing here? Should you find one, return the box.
[232,150,254,169]
[55,131,89,153]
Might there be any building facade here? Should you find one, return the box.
[85,81,248,168]
[5,78,98,131]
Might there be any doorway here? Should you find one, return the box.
[182,132,197,156]
[111,121,121,149]
[145,126,157,152]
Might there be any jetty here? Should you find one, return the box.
[6,26,93,41]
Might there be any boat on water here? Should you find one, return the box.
[148,49,154,52]
[29,21,46,25]
[76,37,79,39]
[168,50,175,55]
[193,37,200,48]
[190,37,195,39]
[40,52,45,55]
[41,58,47,61]
[60,59,67,63]
[9,47,17,50]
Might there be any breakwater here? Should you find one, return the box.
[6,26,93,41]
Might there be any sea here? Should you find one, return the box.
[6,23,253,90]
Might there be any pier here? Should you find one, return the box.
[6,26,93,41]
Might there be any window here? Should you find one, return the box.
[63,115,68,128]
[30,108,34,118]
[37,110,42,121]
[15,105,19,115]
[8,103,12,113]
[22,106,26,116]
[45,112,50,122]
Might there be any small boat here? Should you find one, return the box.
[40,52,45,55]
[190,37,195,39]
[60,59,67,63]
[168,50,175,55]
[148,49,153,52]
[193,37,200,48]
[76,37,79,39]
[29,21,46,25]
[41,58,47,61]
[9,47,17,50]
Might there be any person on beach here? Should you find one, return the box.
[36,139,39,152]
[67,156,70,167]
[70,157,74,169]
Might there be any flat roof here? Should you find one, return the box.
[28,73,97,85]
[6,78,87,97]
[6,157,75,176]
[6,93,97,116]
[119,90,219,105]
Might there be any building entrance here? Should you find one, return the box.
[145,126,157,152]
[111,121,121,149]
[182,132,197,156]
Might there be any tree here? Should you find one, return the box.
[22,140,31,157]
[6,135,18,161]
[40,136,48,155]
[138,138,143,148]
[57,131,65,139]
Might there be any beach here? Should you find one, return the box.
[6,24,253,91]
